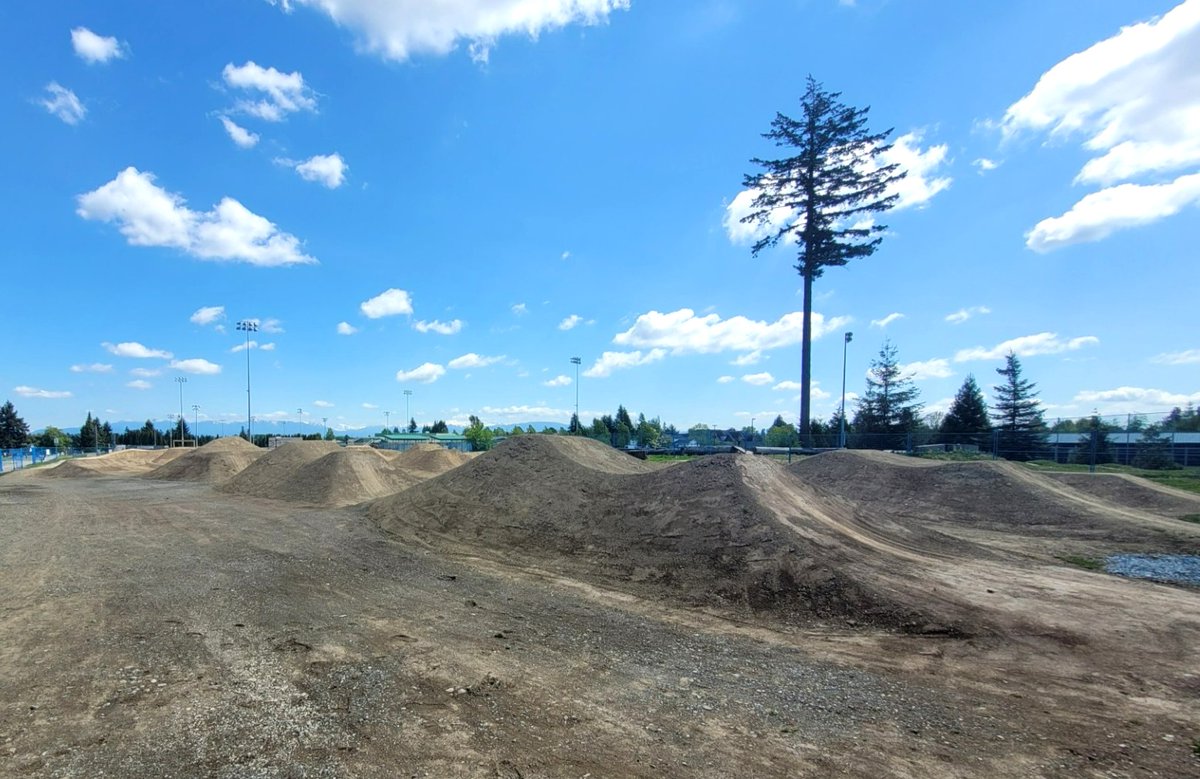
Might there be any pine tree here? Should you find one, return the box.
[1071,414,1114,466]
[991,353,1046,461]
[1132,424,1177,470]
[853,340,922,450]
[741,76,904,438]
[0,401,30,449]
[939,374,992,449]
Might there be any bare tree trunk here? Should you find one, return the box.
[800,269,813,446]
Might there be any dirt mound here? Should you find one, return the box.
[787,450,1195,545]
[266,448,425,507]
[146,437,264,484]
[392,443,473,475]
[1044,472,1200,518]
[41,449,175,478]
[218,440,344,500]
[368,443,980,631]
[39,459,105,478]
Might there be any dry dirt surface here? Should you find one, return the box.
[2,440,1199,778]
[145,437,265,485]
[1043,471,1200,519]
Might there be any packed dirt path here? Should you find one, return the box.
[1,473,1199,777]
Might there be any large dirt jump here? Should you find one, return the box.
[1044,470,1200,518]
[220,442,471,506]
[144,436,264,484]
[787,450,1199,548]
[40,448,188,479]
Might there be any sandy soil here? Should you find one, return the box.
[2,441,1199,777]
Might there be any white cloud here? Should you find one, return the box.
[260,342,276,351]
[870,312,904,329]
[130,367,160,378]
[731,351,763,366]
[773,380,803,391]
[126,379,152,390]
[559,314,583,331]
[1026,173,1200,252]
[14,385,72,399]
[1073,386,1200,414]
[478,405,572,421]
[973,158,999,174]
[230,340,260,353]
[742,372,774,386]
[222,61,317,122]
[899,358,954,380]
[613,308,851,356]
[220,116,259,149]
[291,153,347,188]
[1151,349,1200,365]
[448,353,504,369]
[878,130,952,210]
[260,318,285,334]
[717,375,735,384]
[511,302,528,315]
[71,27,126,64]
[413,318,463,335]
[70,363,113,373]
[561,250,571,260]
[313,400,334,408]
[396,362,446,384]
[102,341,173,359]
[945,306,991,324]
[582,349,666,378]
[277,0,630,63]
[190,305,225,326]
[337,321,358,335]
[362,402,379,409]
[170,358,222,375]
[954,332,1099,362]
[1002,1,1200,249]
[77,168,315,266]
[360,288,413,318]
[543,375,572,387]
[40,83,86,125]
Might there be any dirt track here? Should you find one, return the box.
[2,444,1200,777]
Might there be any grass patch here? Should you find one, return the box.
[1025,460,1200,496]
[646,454,697,463]
[1179,514,1200,524]
[914,451,993,462]
[1055,554,1104,571]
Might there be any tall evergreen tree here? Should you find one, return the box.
[0,401,30,449]
[991,353,1046,461]
[741,76,904,438]
[939,374,992,449]
[1071,414,1114,466]
[853,340,922,450]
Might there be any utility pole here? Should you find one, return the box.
[175,376,188,446]
[570,356,581,433]
[192,404,200,443]
[236,319,258,442]
[839,331,853,448]
[403,389,412,432]
[298,408,303,440]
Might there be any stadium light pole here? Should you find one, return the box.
[839,331,853,448]
[236,319,258,442]
[298,408,303,440]
[403,389,412,432]
[570,357,581,432]
[175,376,188,446]
[385,410,391,432]
[192,404,200,442]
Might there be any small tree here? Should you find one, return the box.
[1071,414,1114,466]
[1132,424,1178,470]
[939,374,992,449]
[853,340,922,450]
[991,353,1047,461]
[463,415,494,452]
[741,76,904,438]
[764,416,800,447]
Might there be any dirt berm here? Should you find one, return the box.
[788,450,1200,549]
[1044,470,1200,518]
[368,437,986,633]
[217,440,343,500]
[144,436,263,484]
[40,448,188,479]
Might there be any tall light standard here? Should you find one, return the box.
[403,389,412,432]
[384,410,391,432]
[839,331,853,448]
[322,417,328,439]
[192,404,200,443]
[236,319,258,441]
[570,356,582,433]
[297,408,304,440]
[175,376,188,446]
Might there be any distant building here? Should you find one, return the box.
[375,432,471,453]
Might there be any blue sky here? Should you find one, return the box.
[3,0,1198,433]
